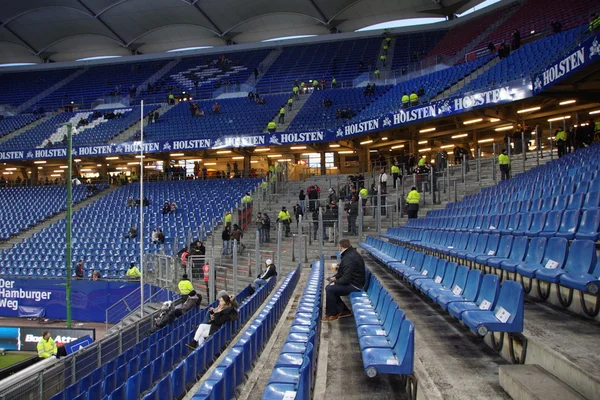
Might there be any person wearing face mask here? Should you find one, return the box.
[323,239,366,321]
[188,291,239,348]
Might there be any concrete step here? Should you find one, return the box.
[499,365,586,400]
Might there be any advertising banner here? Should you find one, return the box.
[0,326,94,351]
[0,277,140,322]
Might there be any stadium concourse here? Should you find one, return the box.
[0,0,599,399]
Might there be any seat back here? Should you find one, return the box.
[567,193,585,210]
[465,234,480,252]
[522,237,547,264]
[441,262,457,288]
[449,265,469,295]
[494,235,513,258]
[542,210,563,233]
[492,281,524,332]
[558,209,581,234]
[431,261,447,284]
[388,308,406,347]
[392,320,415,375]
[540,237,569,269]
[507,236,528,262]
[516,213,533,231]
[563,240,597,274]
[474,274,500,310]
[528,212,547,232]
[578,209,600,235]
[473,234,489,254]
[583,191,600,209]
[553,194,569,210]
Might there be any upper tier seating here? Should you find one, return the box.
[390,30,448,71]
[0,184,106,241]
[0,68,76,108]
[256,38,381,93]
[0,114,42,138]
[287,86,391,132]
[0,179,260,278]
[29,61,167,112]
[137,50,271,103]
[138,94,288,141]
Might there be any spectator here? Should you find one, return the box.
[248,92,254,102]
[498,149,511,180]
[152,229,160,244]
[391,161,401,188]
[277,206,292,237]
[487,42,496,53]
[231,224,244,252]
[410,91,419,106]
[224,211,232,229]
[417,86,424,97]
[175,290,201,314]
[345,196,359,235]
[253,259,277,291]
[143,197,150,207]
[331,77,337,88]
[511,29,521,50]
[328,188,338,204]
[262,213,271,242]
[157,229,165,244]
[178,274,194,300]
[307,185,319,211]
[401,93,409,108]
[267,121,277,132]
[368,183,378,216]
[188,291,238,348]
[162,201,171,214]
[406,187,421,219]
[555,127,567,158]
[126,263,141,279]
[278,105,285,124]
[171,202,178,212]
[153,110,159,123]
[125,225,137,239]
[92,270,101,281]
[551,20,562,34]
[379,168,388,215]
[293,203,304,227]
[212,102,220,114]
[257,96,266,105]
[221,226,231,256]
[288,96,293,112]
[298,189,306,212]
[37,331,58,359]
[75,259,84,279]
[127,196,134,207]
[324,239,366,321]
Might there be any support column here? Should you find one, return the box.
[320,152,326,175]
[357,147,369,174]
[244,155,251,177]
[30,166,38,184]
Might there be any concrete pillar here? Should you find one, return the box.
[357,147,369,174]
[30,166,38,184]
[320,152,326,175]
[243,155,251,176]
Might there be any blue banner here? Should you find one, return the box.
[533,34,600,94]
[0,80,533,162]
[0,277,141,322]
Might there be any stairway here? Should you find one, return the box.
[109,103,175,143]
[0,185,118,252]
[380,36,397,77]
[434,56,501,100]
[0,114,54,145]
[247,48,283,88]
[15,68,88,114]
[263,92,313,133]
[137,59,180,94]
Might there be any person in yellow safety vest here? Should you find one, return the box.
[406,187,421,219]
[260,180,268,201]
[401,93,410,108]
[418,157,426,167]
[267,121,277,132]
[37,331,57,359]
[359,186,368,201]
[178,274,194,299]
[383,44,388,53]
[594,120,600,142]
[126,263,141,279]
[312,80,319,91]
[287,97,293,111]
[168,93,175,105]
[386,36,392,44]
[391,163,401,188]
[374,69,380,79]
[278,106,285,124]
[292,85,299,99]
[555,127,567,158]
[242,192,253,204]
[589,13,600,32]
[410,92,419,106]
[379,54,386,64]
[300,81,305,92]
[277,206,292,237]
[224,211,232,228]
[331,77,337,88]
[498,149,510,180]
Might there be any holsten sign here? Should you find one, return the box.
[0,80,533,162]
[533,34,600,94]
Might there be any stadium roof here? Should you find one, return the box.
[0,0,485,63]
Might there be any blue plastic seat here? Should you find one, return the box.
[447,274,499,318]
[461,280,524,336]
[524,212,548,237]
[436,268,482,310]
[575,209,600,241]
[560,256,600,294]
[536,240,597,284]
[537,210,563,237]
[554,209,581,240]
[516,237,569,279]
[360,320,414,377]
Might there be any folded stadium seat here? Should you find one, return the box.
[486,236,528,279]
[421,262,458,298]
[575,209,600,241]
[554,209,582,240]
[463,234,493,265]
[516,237,569,293]
[360,318,414,377]
[402,254,434,281]
[535,240,598,300]
[447,274,499,319]
[560,256,600,301]
[460,281,524,337]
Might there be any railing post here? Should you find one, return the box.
[338,200,344,241]
[299,215,304,264]
[477,148,482,188]
[277,222,282,276]
[208,257,215,303]
[358,196,364,242]
[232,240,238,295]
[255,230,260,277]
[376,185,382,235]
[492,142,497,184]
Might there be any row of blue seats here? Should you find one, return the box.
[140,280,276,400]
[399,207,600,241]
[263,261,324,399]
[360,237,524,337]
[349,267,415,378]
[384,228,600,316]
[194,266,301,399]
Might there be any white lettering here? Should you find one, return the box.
[279,132,324,143]
[542,48,585,86]
[0,151,24,160]
[172,140,211,150]
[223,136,265,147]
[78,145,112,156]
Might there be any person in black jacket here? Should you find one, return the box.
[188,291,239,347]
[253,259,277,290]
[324,239,366,321]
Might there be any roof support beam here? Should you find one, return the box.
[77,0,128,47]
[307,0,329,23]
[191,0,224,36]
[0,22,38,54]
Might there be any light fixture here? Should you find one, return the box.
[391,145,405,149]
[143,165,156,169]
[37,167,43,170]
[34,161,46,164]
[418,140,427,144]
[127,162,140,165]
[203,162,216,165]
[254,148,270,152]
[135,155,146,158]
[59,166,68,169]
[5,168,16,171]
[419,127,436,133]
[96,164,102,167]
[360,140,373,145]
[278,159,292,162]
[589,110,600,115]
[50,174,61,177]
[116,167,127,170]
[530,30,535,34]
[440,145,454,149]
[53,170,65,173]
[451,134,468,139]
[381,137,388,141]
[170,153,185,157]
[463,118,483,125]
[106,156,119,160]
[338,151,354,154]
[216,150,231,154]
[478,138,494,143]
[559,100,576,105]
[290,146,306,150]
[369,150,377,153]
[517,107,540,114]
[495,125,514,131]
[74,159,81,163]
[267,154,283,158]
[302,153,320,156]
[547,116,571,122]
[489,118,500,122]
[232,156,244,160]
[250,160,258,164]
[329,144,340,148]
[418,148,431,152]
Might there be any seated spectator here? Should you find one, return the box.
[212,102,220,114]
[488,42,496,53]
[323,98,332,107]
[267,121,277,132]
[126,263,141,279]
[253,259,277,291]
[157,229,165,244]
[143,197,150,206]
[92,270,101,281]
[162,201,171,214]
[171,201,178,212]
[363,84,371,96]
[125,225,137,239]
[410,92,419,106]
[188,291,238,348]
[127,196,134,207]
[175,290,201,313]
[258,96,266,105]
[248,91,255,102]
[152,229,160,244]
